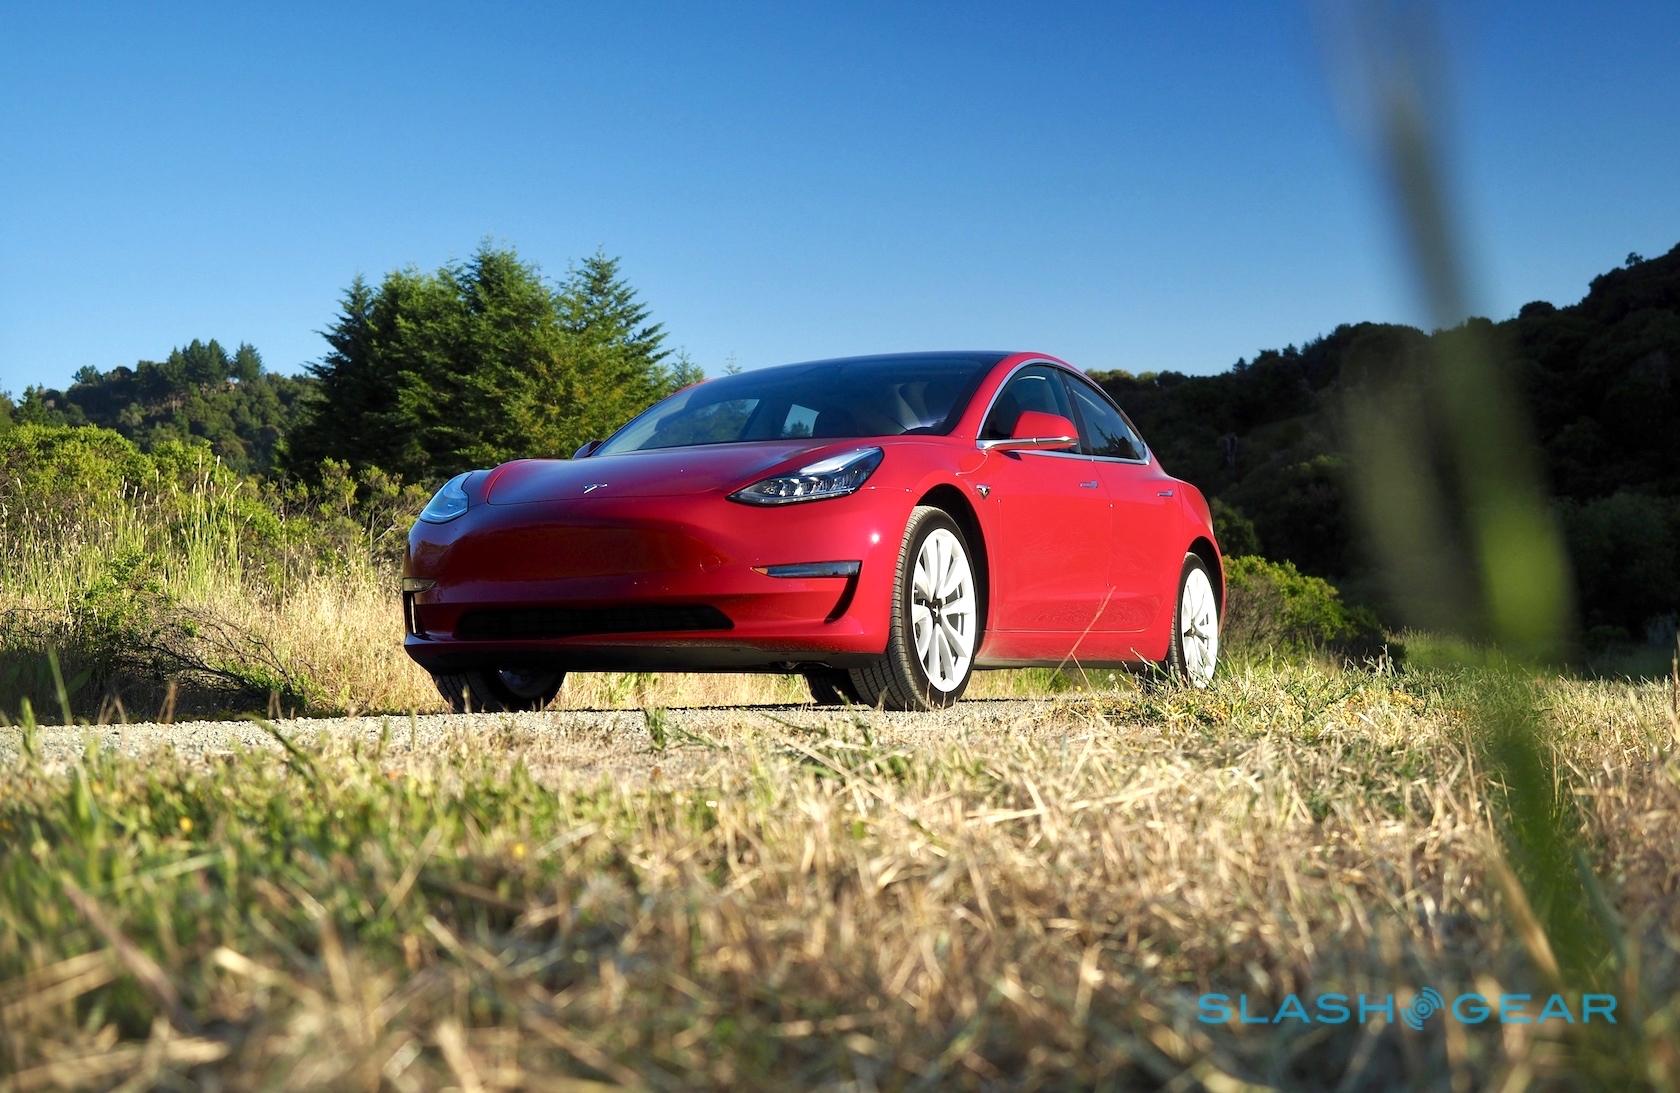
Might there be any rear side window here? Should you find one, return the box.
[1065,376,1146,460]
[981,366,1076,440]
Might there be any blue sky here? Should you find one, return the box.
[3,2,1677,392]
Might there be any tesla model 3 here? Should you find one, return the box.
[402,352,1222,711]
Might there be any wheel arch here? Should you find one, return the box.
[915,484,991,634]
[1188,536,1224,612]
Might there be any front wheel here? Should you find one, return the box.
[1166,554,1219,687]
[848,507,981,711]
[434,667,565,713]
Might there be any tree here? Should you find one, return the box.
[232,343,264,384]
[285,244,691,485]
[171,339,230,387]
[559,251,667,369]
[553,250,699,439]
[16,386,79,426]
[285,275,400,475]
[1209,497,1261,556]
[1561,491,1680,633]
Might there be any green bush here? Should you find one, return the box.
[1223,555,1385,656]
[1209,497,1261,557]
[0,424,426,587]
[1559,490,1680,633]
[0,424,151,529]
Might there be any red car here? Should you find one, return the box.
[402,352,1222,712]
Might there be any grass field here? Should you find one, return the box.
[2,657,1677,1089]
[4,434,1679,1086]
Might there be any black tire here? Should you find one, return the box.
[434,667,565,713]
[803,668,862,706]
[1165,553,1219,688]
[847,507,981,711]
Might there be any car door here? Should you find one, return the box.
[1061,372,1176,636]
[974,365,1115,639]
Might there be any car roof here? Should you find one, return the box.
[728,351,1017,379]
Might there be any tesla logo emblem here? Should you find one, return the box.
[582,483,607,494]
[975,484,992,498]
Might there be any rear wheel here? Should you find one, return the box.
[848,507,981,711]
[803,668,862,706]
[434,667,565,713]
[1166,554,1219,687]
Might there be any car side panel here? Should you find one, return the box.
[968,449,1114,635]
[958,355,1212,667]
[1094,458,1178,632]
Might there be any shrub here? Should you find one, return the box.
[1559,491,1680,634]
[0,425,424,720]
[8,547,316,717]
[0,424,151,536]
[1209,497,1261,557]
[1223,555,1385,656]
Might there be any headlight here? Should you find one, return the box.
[730,447,884,505]
[419,472,472,523]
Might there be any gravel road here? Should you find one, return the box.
[3,698,1090,784]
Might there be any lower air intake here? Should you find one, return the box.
[455,604,733,641]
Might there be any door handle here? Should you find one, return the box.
[1079,480,1099,489]
[1157,489,1175,497]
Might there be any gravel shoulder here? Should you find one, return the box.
[4,697,1082,785]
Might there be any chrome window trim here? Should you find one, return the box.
[975,434,1078,452]
[973,359,1152,465]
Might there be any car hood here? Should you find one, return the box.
[483,441,843,504]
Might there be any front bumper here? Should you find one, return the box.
[401,489,904,673]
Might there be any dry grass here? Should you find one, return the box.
[5,458,1679,1086]
[2,660,1676,1089]
[156,569,1075,714]
[0,538,1111,721]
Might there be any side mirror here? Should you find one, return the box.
[573,439,603,459]
[980,411,1079,452]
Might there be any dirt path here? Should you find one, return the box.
[4,698,1085,784]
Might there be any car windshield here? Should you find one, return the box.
[595,354,1000,455]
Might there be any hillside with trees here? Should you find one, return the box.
[1094,242,1680,639]
[2,340,312,475]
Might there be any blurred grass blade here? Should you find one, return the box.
[1326,0,1636,1077]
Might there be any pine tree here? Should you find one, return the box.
[286,244,690,484]
[232,344,264,384]
[553,250,696,446]
[559,250,668,368]
[283,276,412,476]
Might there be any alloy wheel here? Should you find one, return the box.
[847,506,982,710]
[910,527,977,692]
[1178,564,1219,687]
